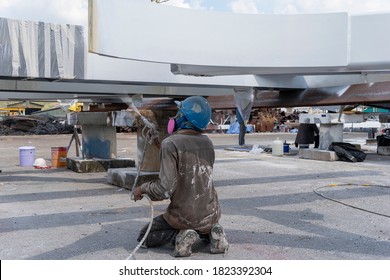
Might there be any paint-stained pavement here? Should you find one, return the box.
[0,133,389,260]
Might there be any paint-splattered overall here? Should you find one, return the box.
[138,129,221,247]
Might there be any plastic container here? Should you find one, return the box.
[283,141,290,153]
[272,138,284,156]
[51,147,68,168]
[19,146,35,167]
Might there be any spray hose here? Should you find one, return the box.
[126,109,159,260]
[126,196,154,260]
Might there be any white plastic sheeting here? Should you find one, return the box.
[0,17,84,79]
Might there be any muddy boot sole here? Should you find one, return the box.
[173,229,197,257]
[210,224,229,254]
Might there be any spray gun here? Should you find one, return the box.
[130,103,156,131]
[129,103,160,146]
[121,96,159,146]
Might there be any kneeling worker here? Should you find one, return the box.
[133,96,229,257]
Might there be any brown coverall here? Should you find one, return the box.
[138,129,221,247]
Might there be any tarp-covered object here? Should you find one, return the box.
[329,142,367,162]
[0,115,73,135]
[0,17,84,79]
[377,135,390,146]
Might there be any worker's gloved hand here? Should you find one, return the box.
[133,187,143,202]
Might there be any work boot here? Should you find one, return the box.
[173,229,197,257]
[210,223,229,254]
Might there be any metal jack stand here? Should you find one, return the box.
[67,126,82,157]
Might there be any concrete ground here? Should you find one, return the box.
[0,132,389,260]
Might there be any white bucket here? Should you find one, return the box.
[19,146,35,167]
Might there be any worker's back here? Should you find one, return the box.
[163,130,220,234]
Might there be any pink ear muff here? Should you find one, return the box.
[167,118,175,134]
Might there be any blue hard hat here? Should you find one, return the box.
[177,96,211,130]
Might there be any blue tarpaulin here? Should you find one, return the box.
[226,122,240,134]
[226,122,254,134]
